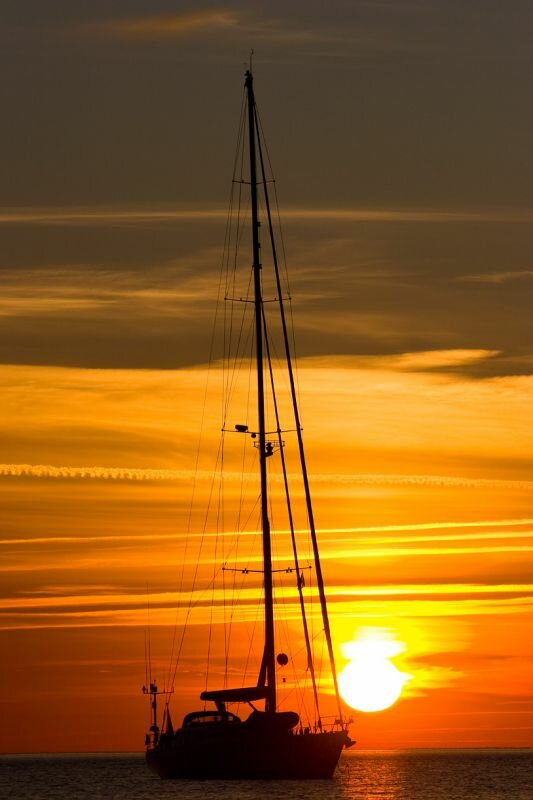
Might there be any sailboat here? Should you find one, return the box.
[143,68,353,780]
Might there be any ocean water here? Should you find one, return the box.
[0,750,531,800]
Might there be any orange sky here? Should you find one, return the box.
[1,1,532,755]
[1,355,532,752]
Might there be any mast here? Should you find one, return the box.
[245,69,276,713]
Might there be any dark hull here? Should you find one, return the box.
[146,728,348,779]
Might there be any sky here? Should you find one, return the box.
[0,1,532,753]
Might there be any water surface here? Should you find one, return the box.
[1,749,531,800]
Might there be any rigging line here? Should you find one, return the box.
[270,571,312,728]
[225,180,252,346]
[221,104,255,679]
[308,551,315,692]
[220,435,232,688]
[169,435,224,689]
[255,107,292,298]
[236,558,263,720]
[225,545,246,688]
[226,496,262,678]
[208,430,225,693]
[261,312,294,410]
[226,275,253,405]
[144,629,149,690]
[225,358,253,676]
[300,670,312,730]
[223,291,253,436]
[222,180,235,416]
[284,628,321,666]
[259,188,322,726]
[169,480,262,690]
[222,547,228,689]
[225,103,246,311]
[166,98,247,691]
[238,491,262,535]
[226,96,248,365]
[270,530,299,716]
[254,102,344,722]
[145,583,153,682]
[225,98,247,407]
[231,89,248,183]
[220,435,226,680]
[256,105,303,413]
[279,666,311,727]
[223,268,254,423]
[240,508,264,678]
[222,92,247,415]
[205,483,221,694]
[222,96,248,445]
[263,309,320,719]
[164,202,231,695]
[167,556,243,632]
[278,213,302,417]
[160,525,262,662]
[317,632,326,698]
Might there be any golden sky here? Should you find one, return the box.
[0,1,532,753]
[1,354,532,751]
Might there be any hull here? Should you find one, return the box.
[146,727,348,779]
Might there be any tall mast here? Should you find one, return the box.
[245,69,276,713]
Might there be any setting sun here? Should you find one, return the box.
[338,633,410,713]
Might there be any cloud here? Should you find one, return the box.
[1,462,532,492]
[284,209,533,224]
[1,206,532,227]
[344,349,501,371]
[2,582,532,614]
[87,11,239,41]
[73,7,427,53]
[321,518,533,535]
[3,592,533,632]
[2,517,532,548]
[0,264,219,319]
[456,271,533,284]
[0,207,227,226]
[0,463,203,482]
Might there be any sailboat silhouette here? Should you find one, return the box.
[144,68,353,780]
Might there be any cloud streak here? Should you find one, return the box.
[3,593,533,632]
[3,583,532,613]
[0,264,218,318]
[2,519,531,547]
[456,271,533,284]
[1,463,532,491]
[1,206,531,227]
[86,11,239,41]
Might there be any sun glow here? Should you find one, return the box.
[338,632,410,713]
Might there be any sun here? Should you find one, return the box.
[338,633,410,713]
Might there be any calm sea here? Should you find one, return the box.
[0,750,531,800]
